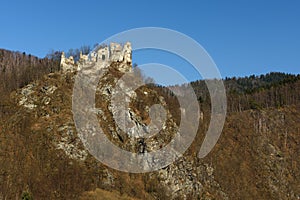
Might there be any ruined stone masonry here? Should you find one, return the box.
[60,42,132,73]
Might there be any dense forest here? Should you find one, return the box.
[188,72,300,113]
[0,45,93,96]
[0,49,60,94]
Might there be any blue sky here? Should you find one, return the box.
[0,0,299,83]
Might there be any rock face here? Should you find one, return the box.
[56,122,88,161]
[18,84,37,109]
[60,42,132,73]
[156,157,229,199]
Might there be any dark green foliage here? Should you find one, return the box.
[21,191,33,200]
[224,72,300,94]
[189,72,300,113]
[249,99,261,110]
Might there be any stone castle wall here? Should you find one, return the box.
[60,42,132,73]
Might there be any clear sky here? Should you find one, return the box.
[0,0,299,83]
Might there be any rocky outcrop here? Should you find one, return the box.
[156,157,229,199]
[56,123,88,161]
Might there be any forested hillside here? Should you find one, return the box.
[188,72,300,113]
[0,49,299,199]
[0,49,60,94]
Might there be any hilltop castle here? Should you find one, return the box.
[60,42,132,73]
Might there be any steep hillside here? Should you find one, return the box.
[0,57,299,199]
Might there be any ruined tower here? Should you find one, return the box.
[60,42,132,73]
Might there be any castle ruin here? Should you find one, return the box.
[60,42,132,73]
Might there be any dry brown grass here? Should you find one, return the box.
[80,188,141,200]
